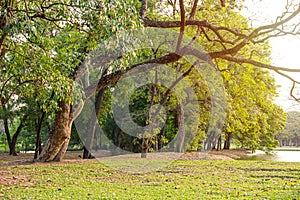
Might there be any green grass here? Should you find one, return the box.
[275,147,300,151]
[0,160,299,199]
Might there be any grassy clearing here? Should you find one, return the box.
[0,159,299,199]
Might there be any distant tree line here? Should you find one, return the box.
[276,111,300,147]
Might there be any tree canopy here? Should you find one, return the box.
[0,0,298,161]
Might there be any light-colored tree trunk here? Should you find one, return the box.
[217,135,222,151]
[83,89,105,159]
[175,103,185,153]
[36,101,73,162]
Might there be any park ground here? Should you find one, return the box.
[0,150,299,199]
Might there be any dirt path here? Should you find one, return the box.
[0,149,249,167]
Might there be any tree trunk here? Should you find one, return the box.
[204,130,216,151]
[34,111,46,159]
[158,126,165,150]
[175,103,185,153]
[141,84,157,158]
[295,135,299,147]
[2,110,27,156]
[217,135,222,151]
[141,137,150,158]
[36,101,73,162]
[54,139,70,161]
[117,128,122,148]
[154,136,158,151]
[10,116,26,156]
[223,132,231,150]
[3,113,12,154]
[83,89,105,159]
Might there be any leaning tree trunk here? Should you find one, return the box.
[36,101,73,162]
[10,116,26,156]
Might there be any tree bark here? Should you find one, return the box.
[141,84,157,158]
[154,135,158,151]
[158,126,165,150]
[54,139,70,161]
[204,130,216,151]
[3,112,12,153]
[34,111,46,159]
[141,137,150,158]
[36,101,73,162]
[223,132,231,150]
[175,103,185,153]
[2,106,27,156]
[9,115,27,156]
[217,135,222,151]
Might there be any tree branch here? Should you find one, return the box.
[189,0,199,20]
[219,55,300,72]
[140,0,147,19]
[176,0,186,51]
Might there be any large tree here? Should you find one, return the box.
[0,0,140,161]
[1,0,299,161]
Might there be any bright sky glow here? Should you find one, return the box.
[242,0,300,111]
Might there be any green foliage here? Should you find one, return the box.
[0,0,141,152]
[0,0,287,154]
[277,111,300,147]
[222,63,286,152]
[92,1,286,153]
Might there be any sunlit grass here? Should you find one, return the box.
[0,159,299,199]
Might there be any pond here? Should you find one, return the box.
[240,150,300,162]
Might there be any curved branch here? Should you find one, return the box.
[219,55,300,73]
[83,45,212,99]
[290,81,300,102]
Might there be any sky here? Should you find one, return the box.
[241,0,300,111]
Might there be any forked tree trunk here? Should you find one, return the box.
[3,111,27,156]
[36,101,73,162]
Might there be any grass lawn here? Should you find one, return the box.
[0,157,299,200]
